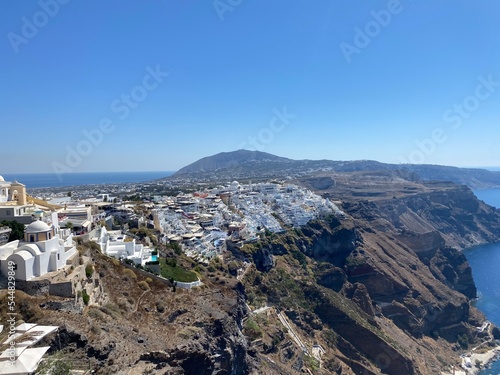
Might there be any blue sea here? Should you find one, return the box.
[1,171,174,189]
[464,189,500,374]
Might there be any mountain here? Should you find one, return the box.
[174,150,291,175]
[170,150,500,189]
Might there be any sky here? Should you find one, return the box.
[1,1,500,173]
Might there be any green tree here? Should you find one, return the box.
[1,220,25,241]
[244,318,262,340]
[65,222,74,230]
[457,334,469,349]
[85,264,94,278]
[81,290,90,305]
[167,241,182,255]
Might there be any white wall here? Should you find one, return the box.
[9,252,34,280]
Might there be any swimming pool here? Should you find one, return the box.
[151,255,158,262]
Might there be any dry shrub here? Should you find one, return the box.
[100,303,122,318]
[91,325,101,335]
[122,268,137,281]
[179,326,203,339]
[88,307,106,321]
[138,280,150,291]
[155,301,165,313]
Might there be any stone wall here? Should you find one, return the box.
[15,279,50,295]
[175,280,202,289]
[49,282,73,297]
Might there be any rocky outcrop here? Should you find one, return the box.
[301,217,359,266]
[315,263,347,292]
[252,247,275,272]
[143,324,250,375]
[428,247,477,299]
[397,230,445,257]
[341,282,376,317]
[310,284,415,375]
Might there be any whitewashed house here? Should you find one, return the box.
[95,226,153,265]
[0,220,77,281]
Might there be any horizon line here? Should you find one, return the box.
[1,170,177,175]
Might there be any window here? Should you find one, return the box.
[57,254,60,261]
[30,235,35,242]
[6,210,11,216]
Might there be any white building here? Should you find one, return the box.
[0,323,59,375]
[58,204,92,234]
[95,227,153,265]
[254,183,278,195]
[0,176,37,225]
[0,220,77,281]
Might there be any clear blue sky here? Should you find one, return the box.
[1,1,500,173]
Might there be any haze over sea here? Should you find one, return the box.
[466,189,500,375]
[1,171,174,189]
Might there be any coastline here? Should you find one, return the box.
[442,345,500,375]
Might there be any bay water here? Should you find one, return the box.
[1,171,173,188]
[464,189,500,374]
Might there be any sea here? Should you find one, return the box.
[1,171,174,189]
[465,189,500,375]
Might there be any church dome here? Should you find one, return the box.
[25,220,51,234]
[0,176,4,182]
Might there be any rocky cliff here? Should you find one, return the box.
[236,174,500,374]
[0,245,258,375]
[2,171,499,374]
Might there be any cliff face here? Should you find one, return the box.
[366,184,500,249]
[1,245,257,375]
[239,177,500,374]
